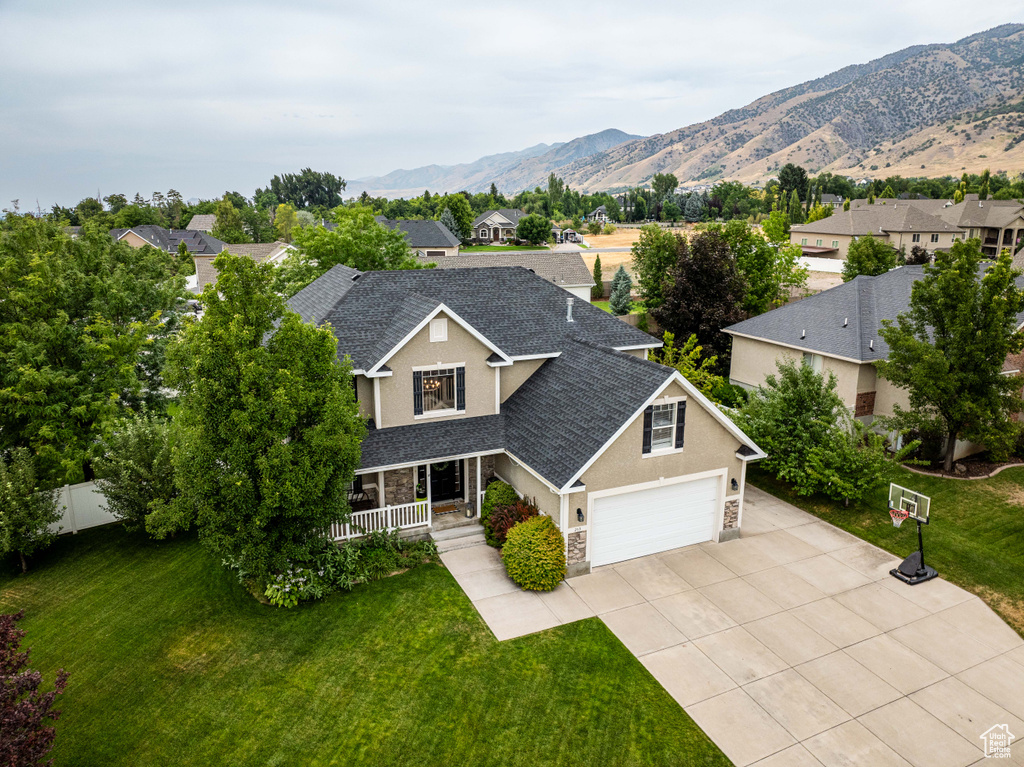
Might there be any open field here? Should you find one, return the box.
[751,466,1024,636]
[461,244,549,252]
[582,228,643,249]
[0,528,729,767]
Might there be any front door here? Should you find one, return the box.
[492,226,499,242]
[430,460,462,502]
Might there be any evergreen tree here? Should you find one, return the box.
[591,254,604,301]
[843,199,851,211]
[879,185,896,199]
[788,190,804,224]
[683,193,703,222]
[439,208,461,241]
[608,266,633,315]
[979,169,991,201]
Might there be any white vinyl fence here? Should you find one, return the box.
[329,501,431,542]
[48,481,119,535]
[800,255,844,273]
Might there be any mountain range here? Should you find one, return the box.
[352,24,1024,197]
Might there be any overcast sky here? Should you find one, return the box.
[1,1,1020,209]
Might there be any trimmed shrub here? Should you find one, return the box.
[502,515,566,591]
[484,499,539,548]
[480,480,518,524]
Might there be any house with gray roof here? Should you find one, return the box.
[111,225,227,256]
[289,265,765,574]
[472,209,527,244]
[724,265,1024,460]
[322,217,461,257]
[585,204,609,223]
[192,241,296,292]
[420,251,595,302]
[790,205,964,259]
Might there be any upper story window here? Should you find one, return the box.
[816,239,823,247]
[429,317,448,343]
[802,352,823,374]
[800,238,808,245]
[642,399,685,455]
[912,233,921,243]
[413,366,465,417]
[832,240,839,248]
[931,233,939,243]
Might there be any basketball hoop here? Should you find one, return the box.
[889,505,909,528]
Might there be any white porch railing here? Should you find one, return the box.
[329,501,431,542]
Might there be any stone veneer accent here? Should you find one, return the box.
[855,391,876,417]
[567,530,587,564]
[466,455,496,511]
[723,499,740,529]
[383,468,414,505]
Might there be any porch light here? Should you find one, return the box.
[731,478,738,491]
[576,508,584,523]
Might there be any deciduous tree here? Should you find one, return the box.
[212,199,250,243]
[651,172,679,202]
[158,252,366,582]
[274,203,299,243]
[0,611,68,766]
[876,243,1024,472]
[712,220,806,315]
[650,332,722,400]
[516,213,551,246]
[0,449,61,573]
[841,234,898,281]
[438,194,473,241]
[630,225,679,310]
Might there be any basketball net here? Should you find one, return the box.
[889,504,909,528]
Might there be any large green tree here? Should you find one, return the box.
[275,206,423,296]
[0,217,186,483]
[260,169,346,209]
[630,224,679,310]
[157,252,366,582]
[438,194,473,241]
[876,242,1024,472]
[651,230,747,363]
[516,213,551,246]
[841,235,898,281]
[0,449,62,573]
[211,199,250,243]
[712,220,806,315]
[608,266,633,316]
[651,173,679,202]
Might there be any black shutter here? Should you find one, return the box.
[642,405,653,454]
[413,370,423,416]
[456,367,465,411]
[675,400,686,449]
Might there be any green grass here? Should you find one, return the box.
[592,300,644,316]
[460,245,550,252]
[0,528,729,767]
[749,466,1024,634]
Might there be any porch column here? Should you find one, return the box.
[476,456,482,513]
[426,464,432,508]
[378,470,385,506]
[464,459,469,503]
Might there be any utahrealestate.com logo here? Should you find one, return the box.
[980,724,1015,759]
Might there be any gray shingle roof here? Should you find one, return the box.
[289,265,656,371]
[360,415,505,471]
[503,338,673,488]
[725,265,1024,363]
[373,217,462,249]
[472,209,526,228]
[422,252,594,288]
[792,205,962,238]
[111,225,226,255]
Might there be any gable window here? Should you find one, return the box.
[429,317,448,343]
[413,366,465,416]
[642,399,686,455]
[930,233,939,243]
[912,233,921,243]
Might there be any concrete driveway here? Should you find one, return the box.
[441,487,1024,766]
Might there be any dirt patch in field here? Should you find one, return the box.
[583,229,642,249]
[581,250,634,278]
[1005,486,1024,507]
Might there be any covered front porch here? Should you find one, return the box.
[333,454,497,541]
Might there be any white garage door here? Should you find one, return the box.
[590,476,719,567]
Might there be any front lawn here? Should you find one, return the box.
[0,528,729,766]
[750,466,1024,634]
[460,244,550,252]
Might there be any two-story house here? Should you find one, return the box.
[289,265,765,575]
[472,209,526,244]
[585,204,609,223]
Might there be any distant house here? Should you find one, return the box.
[111,225,226,256]
[819,194,845,210]
[322,217,461,257]
[419,251,595,302]
[472,209,527,244]
[186,214,217,233]
[585,205,609,223]
[789,205,963,259]
[192,241,295,292]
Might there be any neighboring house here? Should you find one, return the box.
[111,225,227,255]
[723,265,1024,460]
[789,204,964,259]
[192,241,295,292]
[585,204,609,223]
[289,265,765,574]
[851,194,1024,258]
[472,209,527,243]
[322,217,461,258]
[819,193,845,210]
[186,214,217,233]
[419,251,596,302]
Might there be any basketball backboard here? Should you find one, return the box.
[888,483,930,524]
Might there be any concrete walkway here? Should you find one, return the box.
[440,487,1024,766]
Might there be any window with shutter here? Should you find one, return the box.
[413,370,423,416]
[456,367,465,411]
[675,401,686,449]
[641,406,653,454]
[413,366,465,417]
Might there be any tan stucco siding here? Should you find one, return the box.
[823,356,862,407]
[120,231,151,248]
[499,358,546,403]
[790,232,863,259]
[729,336,862,408]
[857,363,877,393]
[355,375,374,421]
[376,311,496,428]
[579,380,743,499]
[492,453,560,522]
[873,378,911,419]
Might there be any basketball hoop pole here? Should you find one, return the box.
[915,519,927,576]
[891,515,939,585]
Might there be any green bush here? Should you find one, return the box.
[502,516,566,591]
[712,381,749,408]
[484,499,539,548]
[361,547,401,581]
[481,481,518,524]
